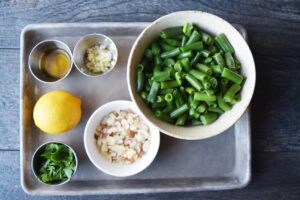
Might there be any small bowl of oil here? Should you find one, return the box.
[28,40,73,84]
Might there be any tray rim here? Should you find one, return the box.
[20,22,251,196]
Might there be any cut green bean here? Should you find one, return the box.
[161,48,181,59]
[161,80,181,89]
[176,113,188,126]
[201,50,211,58]
[211,64,223,74]
[163,58,176,67]
[204,57,213,64]
[186,30,201,45]
[137,71,144,92]
[160,27,183,39]
[202,80,211,89]
[137,59,147,71]
[174,60,183,72]
[152,102,167,109]
[164,93,173,102]
[191,120,203,126]
[173,89,184,107]
[151,42,161,55]
[183,23,194,37]
[215,33,234,53]
[190,100,200,109]
[185,73,203,91]
[209,45,218,54]
[175,71,183,85]
[200,112,218,125]
[202,32,213,45]
[224,84,241,103]
[181,35,187,46]
[190,52,201,66]
[165,38,180,47]
[170,104,189,119]
[189,69,208,81]
[140,91,147,101]
[213,53,226,67]
[177,50,194,59]
[194,92,217,102]
[221,68,244,84]
[196,103,207,113]
[159,88,174,95]
[180,86,188,101]
[181,58,191,72]
[210,77,218,88]
[180,42,203,52]
[185,87,195,95]
[155,110,174,123]
[208,107,224,114]
[153,64,161,76]
[145,49,154,60]
[147,81,160,103]
[161,43,174,51]
[156,95,165,103]
[152,70,171,82]
[195,64,212,75]
[225,52,235,69]
[217,96,232,111]
[163,103,175,114]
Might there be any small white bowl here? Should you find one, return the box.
[84,100,160,177]
[127,11,256,140]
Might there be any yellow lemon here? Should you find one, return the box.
[33,90,81,134]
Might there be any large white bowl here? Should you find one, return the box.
[127,11,256,140]
[84,100,160,177]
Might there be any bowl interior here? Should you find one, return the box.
[84,100,160,177]
[73,34,118,77]
[127,11,256,140]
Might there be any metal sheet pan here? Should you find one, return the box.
[20,22,250,195]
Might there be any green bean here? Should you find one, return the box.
[160,27,183,39]
[213,53,226,67]
[202,80,211,89]
[183,23,194,37]
[208,107,224,114]
[215,33,234,53]
[147,81,160,103]
[140,91,148,101]
[195,64,212,75]
[177,50,194,59]
[154,55,163,65]
[202,32,213,45]
[161,43,174,51]
[165,38,180,47]
[185,73,203,91]
[209,45,218,54]
[190,100,200,109]
[145,49,154,60]
[196,103,207,113]
[210,77,218,88]
[159,88,174,95]
[151,42,161,55]
[156,95,165,103]
[211,64,223,74]
[173,89,184,107]
[225,52,235,69]
[174,60,183,72]
[181,58,191,72]
[180,86,188,101]
[200,112,218,125]
[161,80,181,89]
[204,57,213,64]
[163,58,176,67]
[224,84,241,103]
[201,50,211,58]
[181,35,187,46]
[164,93,173,102]
[163,103,175,114]
[137,59,147,71]
[231,93,242,104]
[175,71,183,85]
[205,89,215,96]
[152,102,167,109]
[191,119,203,126]
[221,68,244,84]
[180,41,203,52]
[170,104,189,119]
[217,96,232,111]
[186,30,201,45]
[137,70,144,92]
[193,111,200,119]
[176,113,188,126]
[207,101,217,108]
[185,87,195,95]
[194,92,217,102]
[152,70,171,82]
[189,69,208,81]
[189,107,196,117]
[153,64,161,76]
[155,110,174,123]
[190,52,201,66]
[161,47,181,59]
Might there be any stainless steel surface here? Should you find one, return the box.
[20,22,250,195]
[73,33,118,77]
[31,142,78,186]
[28,40,73,83]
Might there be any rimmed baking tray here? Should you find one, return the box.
[20,22,250,195]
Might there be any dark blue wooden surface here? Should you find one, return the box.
[1,0,300,199]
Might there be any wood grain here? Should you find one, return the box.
[1,151,299,199]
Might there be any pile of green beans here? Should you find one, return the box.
[136,23,245,126]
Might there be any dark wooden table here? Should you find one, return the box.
[1,0,300,199]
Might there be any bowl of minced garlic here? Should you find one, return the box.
[73,34,118,77]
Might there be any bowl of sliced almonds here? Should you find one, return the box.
[84,100,160,177]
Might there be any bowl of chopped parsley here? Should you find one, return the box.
[31,142,77,185]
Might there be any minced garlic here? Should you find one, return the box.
[85,44,113,73]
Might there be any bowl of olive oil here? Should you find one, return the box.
[28,40,73,83]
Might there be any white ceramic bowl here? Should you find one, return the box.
[84,100,160,177]
[127,11,256,140]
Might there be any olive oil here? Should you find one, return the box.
[40,49,70,79]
